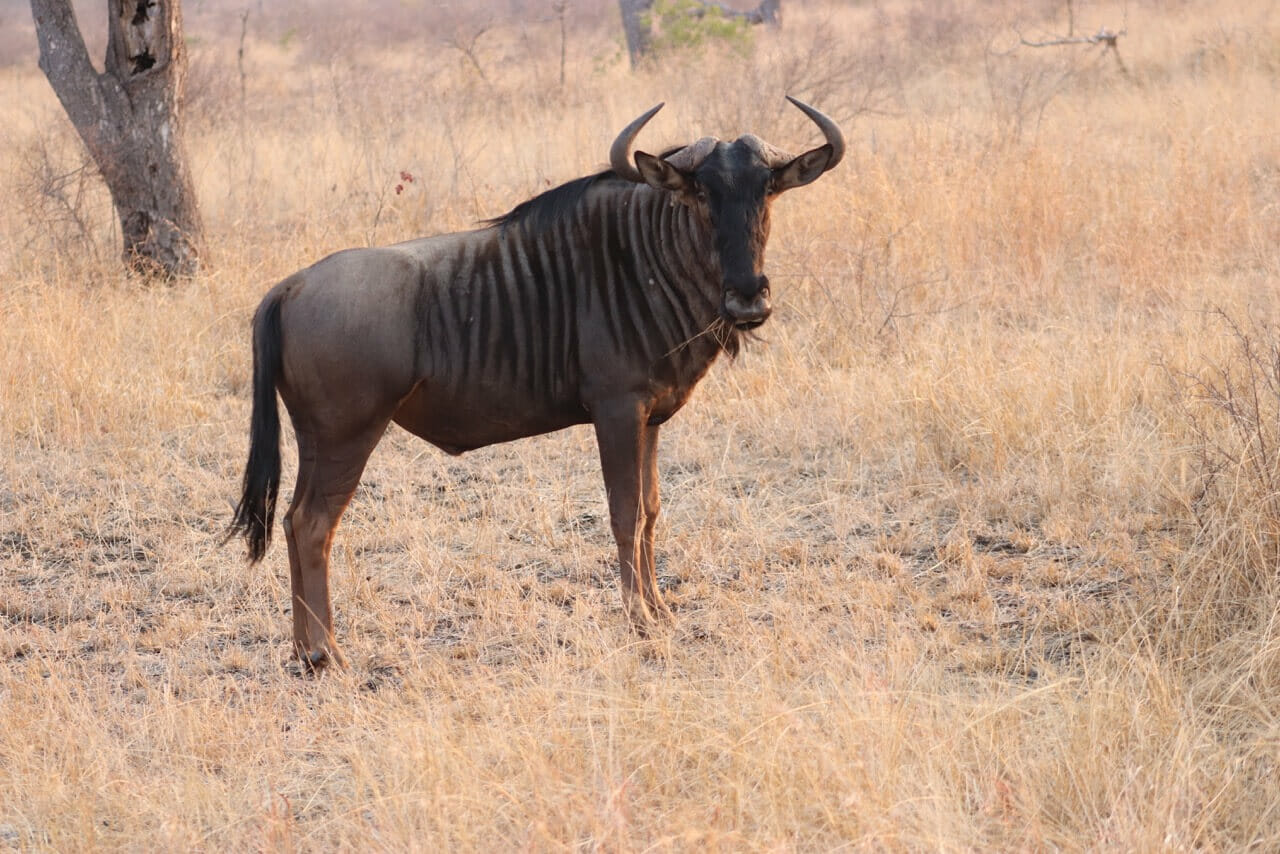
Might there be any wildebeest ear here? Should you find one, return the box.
[634,150,690,194]
[771,144,834,193]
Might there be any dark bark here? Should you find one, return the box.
[619,0,653,68]
[30,0,203,277]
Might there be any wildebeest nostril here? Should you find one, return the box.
[729,275,769,300]
[721,288,773,329]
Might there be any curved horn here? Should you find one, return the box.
[786,95,845,172]
[610,103,664,183]
[664,136,719,172]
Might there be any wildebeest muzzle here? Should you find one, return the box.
[722,275,772,330]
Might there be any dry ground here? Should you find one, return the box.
[2,0,1279,849]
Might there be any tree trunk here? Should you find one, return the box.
[619,0,654,69]
[30,0,203,278]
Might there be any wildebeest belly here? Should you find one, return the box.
[391,380,589,455]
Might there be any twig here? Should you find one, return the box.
[237,7,250,112]
[443,24,493,86]
[553,1,569,88]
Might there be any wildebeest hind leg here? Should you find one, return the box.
[283,517,307,660]
[281,434,316,664]
[284,424,387,671]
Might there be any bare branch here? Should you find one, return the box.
[1019,26,1125,49]
[1017,24,1131,80]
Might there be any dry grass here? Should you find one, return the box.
[2,0,1279,848]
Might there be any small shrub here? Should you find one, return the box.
[643,0,754,59]
[1167,309,1280,641]
[13,130,110,270]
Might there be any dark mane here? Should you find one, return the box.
[483,170,616,232]
[483,145,689,232]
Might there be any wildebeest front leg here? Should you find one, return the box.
[639,424,673,620]
[593,399,658,629]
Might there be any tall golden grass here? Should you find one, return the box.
[2,0,1279,848]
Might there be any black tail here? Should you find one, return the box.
[227,290,284,563]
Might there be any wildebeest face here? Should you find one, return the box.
[634,139,834,330]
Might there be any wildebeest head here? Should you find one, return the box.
[610,97,845,330]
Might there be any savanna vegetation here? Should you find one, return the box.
[1,0,1278,848]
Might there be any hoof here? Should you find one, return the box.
[293,644,348,675]
[624,587,678,636]
[303,649,330,673]
[644,593,677,624]
[627,608,673,638]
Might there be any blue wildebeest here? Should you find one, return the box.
[229,97,844,669]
